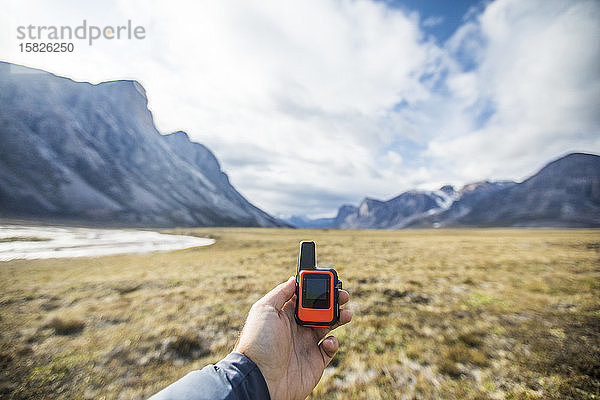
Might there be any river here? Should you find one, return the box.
[0,225,215,261]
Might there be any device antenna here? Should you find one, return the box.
[298,241,316,271]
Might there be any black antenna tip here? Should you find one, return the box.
[299,241,316,269]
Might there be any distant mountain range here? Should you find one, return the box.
[287,152,600,228]
[0,62,285,227]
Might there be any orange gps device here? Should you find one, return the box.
[294,241,342,327]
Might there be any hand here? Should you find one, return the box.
[234,276,352,400]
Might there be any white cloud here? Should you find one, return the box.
[426,0,600,183]
[1,0,599,218]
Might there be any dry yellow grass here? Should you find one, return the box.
[1,228,599,399]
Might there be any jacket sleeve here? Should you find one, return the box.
[148,352,271,400]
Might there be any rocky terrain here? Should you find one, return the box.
[0,62,285,227]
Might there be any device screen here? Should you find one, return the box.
[302,274,330,309]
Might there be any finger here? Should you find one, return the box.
[338,309,352,326]
[314,309,352,340]
[260,276,296,311]
[327,309,353,331]
[311,291,350,336]
[319,336,339,364]
[282,294,297,316]
[339,290,349,306]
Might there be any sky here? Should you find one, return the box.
[1,0,599,219]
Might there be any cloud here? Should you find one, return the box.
[2,0,599,218]
[426,0,600,182]
[422,16,444,27]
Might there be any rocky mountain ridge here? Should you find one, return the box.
[291,153,600,228]
[0,62,285,227]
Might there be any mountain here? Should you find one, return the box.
[335,189,457,229]
[0,62,285,227]
[285,205,357,229]
[290,189,457,229]
[406,180,516,228]
[333,205,359,227]
[296,152,598,229]
[283,215,336,229]
[453,153,600,227]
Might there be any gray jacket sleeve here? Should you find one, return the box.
[148,352,270,400]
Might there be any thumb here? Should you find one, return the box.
[319,336,339,366]
[261,276,296,311]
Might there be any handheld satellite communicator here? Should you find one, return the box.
[295,241,342,328]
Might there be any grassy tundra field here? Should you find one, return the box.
[1,228,599,399]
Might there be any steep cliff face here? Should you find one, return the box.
[0,62,285,227]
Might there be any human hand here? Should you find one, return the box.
[234,276,352,400]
